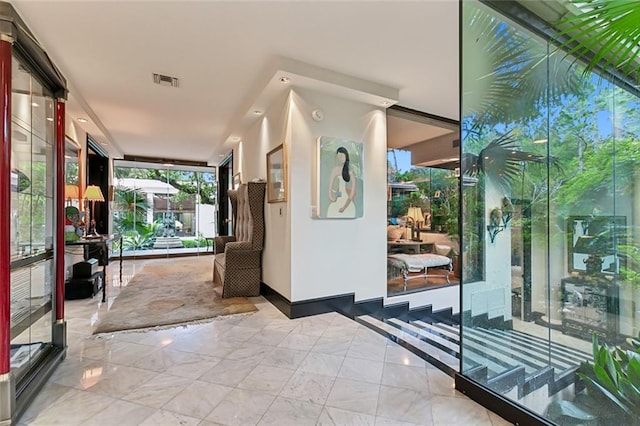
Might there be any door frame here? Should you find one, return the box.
[217,153,233,236]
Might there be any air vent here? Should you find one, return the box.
[452,139,460,148]
[152,73,179,88]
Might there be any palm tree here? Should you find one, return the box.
[555,0,640,82]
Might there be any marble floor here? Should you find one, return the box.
[18,257,511,426]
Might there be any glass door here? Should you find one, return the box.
[10,53,55,381]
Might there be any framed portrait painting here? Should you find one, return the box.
[266,144,287,203]
[316,136,363,219]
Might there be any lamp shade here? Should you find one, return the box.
[83,185,105,202]
[65,184,79,199]
[406,206,424,223]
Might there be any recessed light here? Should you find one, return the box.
[77,118,88,123]
[253,110,263,116]
[279,76,290,84]
[163,163,174,167]
[46,117,53,122]
[230,136,241,143]
[31,102,39,107]
[100,142,107,146]
[533,138,548,144]
[218,154,225,157]
[381,101,391,106]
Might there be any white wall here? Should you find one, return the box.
[234,91,292,300]
[288,88,387,302]
[463,181,512,319]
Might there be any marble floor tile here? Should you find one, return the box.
[381,362,430,392]
[279,370,336,405]
[311,335,354,356]
[376,385,433,425]
[347,339,389,364]
[430,395,493,425]
[20,259,504,426]
[82,398,156,425]
[26,389,117,425]
[257,396,323,426]
[338,357,384,384]
[84,365,158,397]
[198,358,255,387]
[122,373,192,409]
[138,409,201,426]
[385,344,428,367]
[317,406,376,426]
[298,352,345,377]
[259,346,309,370]
[237,364,294,395]
[162,380,233,418]
[325,378,380,416]
[205,388,276,426]
[277,332,320,351]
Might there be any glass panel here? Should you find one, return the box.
[113,161,216,257]
[461,1,640,422]
[10,54,54,380]
[386,114,460,296]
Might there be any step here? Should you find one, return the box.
[357,315,459,376]
[386,318,459,355]
[412,320,460,343]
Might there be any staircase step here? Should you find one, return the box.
[356,315,459,376]
[412,320,460,343]
[386,318,459,355]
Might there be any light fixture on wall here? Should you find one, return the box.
[83,185,105,236]
[487,207,505,243]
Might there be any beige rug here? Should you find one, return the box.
[93,257,257,334]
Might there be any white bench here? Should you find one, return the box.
[388,253,452,291]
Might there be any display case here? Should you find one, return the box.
[560,276,620,343]
[0,2,68,424]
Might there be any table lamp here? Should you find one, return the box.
[573,235,608,274]
[406,206,424,241]
[83,185,105,236]
[64,184,79,206]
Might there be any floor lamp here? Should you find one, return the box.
[83,185,105,236]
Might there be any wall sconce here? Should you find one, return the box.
[487,207,505,243]
[501,196,514,227]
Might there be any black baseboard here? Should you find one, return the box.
[260,282,353,319]
[455,373,553,426]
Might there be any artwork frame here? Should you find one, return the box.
[566,215,627,275]
[315,136,363,219]
[266,144,287,203]
[232,172,242,189]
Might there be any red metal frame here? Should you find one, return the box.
[0,39,12,374]
[55,100,65,320]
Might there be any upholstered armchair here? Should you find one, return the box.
[213,182,266,298]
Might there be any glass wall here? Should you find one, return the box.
[461,1,640,423]
[10,53,55,381]
[113,161,216,257]
[386,111,460,296]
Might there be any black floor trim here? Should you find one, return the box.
[455,374,553,426]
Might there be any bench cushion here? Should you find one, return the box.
[388,253,451,273]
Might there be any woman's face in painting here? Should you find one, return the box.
[336,151,346,165]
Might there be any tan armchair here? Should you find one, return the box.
[213,182,266,298]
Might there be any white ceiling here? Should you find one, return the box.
[11,0,459,165]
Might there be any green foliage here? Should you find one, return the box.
[180,238,207,248]
[555,0,640,81]
[575,334,640,423]
[121,221,162,251]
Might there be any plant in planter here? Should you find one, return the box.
[547,334,640,424]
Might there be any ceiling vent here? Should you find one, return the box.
[452,139,460,148]
[152,73,179,88]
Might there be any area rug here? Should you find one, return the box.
[93,257,257,334]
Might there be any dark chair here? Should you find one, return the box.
[213,182,266,298]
